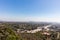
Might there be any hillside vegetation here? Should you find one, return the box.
[0,26,22,40]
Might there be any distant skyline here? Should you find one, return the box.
[0,0,60,22]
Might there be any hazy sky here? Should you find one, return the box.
[0,0,60,22]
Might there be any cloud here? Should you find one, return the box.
[24,17,60,22]
[0,15,60,23]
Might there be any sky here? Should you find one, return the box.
[0,0,60,22]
